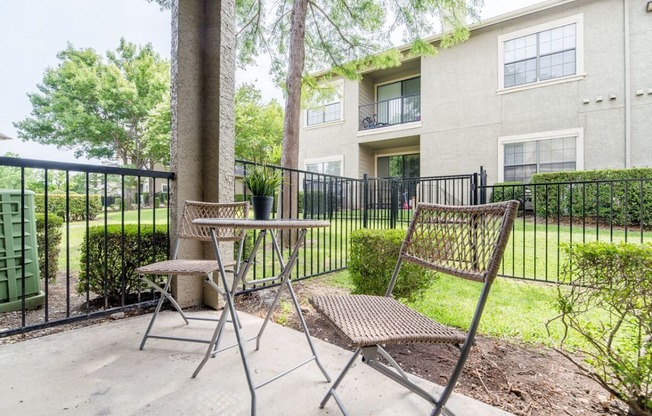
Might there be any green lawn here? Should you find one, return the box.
[57,209,652,282]
[501,217,652,282]
[320,270,605,351]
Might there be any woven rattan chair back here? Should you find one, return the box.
[177,201,249,242]
[398,201,518,285]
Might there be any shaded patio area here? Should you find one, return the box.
[0,310,512,416]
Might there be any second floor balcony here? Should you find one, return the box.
[358,93,421,131]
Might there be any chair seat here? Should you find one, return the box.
[310,295,466,348]
[136,259,235,276]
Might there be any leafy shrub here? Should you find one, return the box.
[531,168,652,226]
[348,229,435,302]
[35,193,102,221]
[489,182,528,212]
[78,224,169,304]
[548,242,652,415]
[35,213,63,281]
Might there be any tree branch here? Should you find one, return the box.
[308,3,344,68]
[307,0,356,49]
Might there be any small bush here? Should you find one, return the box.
[35,213,63,281]
[35,193,102,221]
[78,224,169,304]
[549,242,652,415]
[348,229,435,302]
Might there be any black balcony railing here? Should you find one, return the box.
[358,93,420,131]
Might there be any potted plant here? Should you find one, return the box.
[243,164,282,220]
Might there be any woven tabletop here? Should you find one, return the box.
[193,218,330,230]
[310,294,466,348]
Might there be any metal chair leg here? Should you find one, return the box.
[320,347,361,413]
[139,275,186,350]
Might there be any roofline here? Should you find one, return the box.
[311,0,579,78]
[0,132,12,140]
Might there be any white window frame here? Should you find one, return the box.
[304,80,344,128]
[304,155,344,176]
[497,14,585,93]
[497,128,584,183]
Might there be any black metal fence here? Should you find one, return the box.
[0,157,173,337]
[483,178,652,282]
[8,154,650,336]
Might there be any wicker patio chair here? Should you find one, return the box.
[310,201,519,416]
[137,201,249,350]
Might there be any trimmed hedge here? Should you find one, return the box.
[489,182,528,212]
[531,168,652,226]
[348,229,435,302]
[35,213,63,281]
[78,224,169,303]
[35,193,102,221]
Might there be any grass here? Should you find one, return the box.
[502,217,652,282]
[319,270,606,351]
[56,208,652,283]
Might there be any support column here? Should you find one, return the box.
[169,0,236,308]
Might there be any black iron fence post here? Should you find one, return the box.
[363,174,369,228]
[390,178,398,228]
[477,166,487,205]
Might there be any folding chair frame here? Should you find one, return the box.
[317,201,519,416]
[137,201,249,350]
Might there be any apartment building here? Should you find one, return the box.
[298,0,652,186]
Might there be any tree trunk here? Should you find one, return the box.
[280,0,308,246]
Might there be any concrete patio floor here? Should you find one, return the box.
[0,310,513,416]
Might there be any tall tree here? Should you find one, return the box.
[14,39,171,170]
[235,83,284,164]
[237,0,481,172]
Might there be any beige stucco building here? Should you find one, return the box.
[298,0,652,186]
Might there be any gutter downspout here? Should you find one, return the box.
[624,0,631,168]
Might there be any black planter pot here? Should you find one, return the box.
[251,196,274,220]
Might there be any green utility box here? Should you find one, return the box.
[0,190,45,313]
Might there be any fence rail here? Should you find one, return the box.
[5,155,650,336]
[0,157,174,337]
[483,178,652,282]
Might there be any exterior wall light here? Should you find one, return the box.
[648,1,652,12]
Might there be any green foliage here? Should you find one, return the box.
[14,39,170,169]
[243,164,282,197]
[549,242,652,415]
[238,0,479,84]
[348,229,435,302]
[531,168,652,226]
[235,84,283,165]
[35,213,63,281]
[78,224,169,304]
[489,182,527,212]
[34,193,102,221]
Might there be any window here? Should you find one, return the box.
[499,129,583,183]
[307,102,341,126]
[375,77,420,125]
[161,184,169,193]
[499,15,583,90]
[305,158,342,176]
[377,154,420,179]
[306,82,343,126]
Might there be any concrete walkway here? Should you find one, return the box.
[0,311,513,416]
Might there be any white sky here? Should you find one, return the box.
[0,0,546,164]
